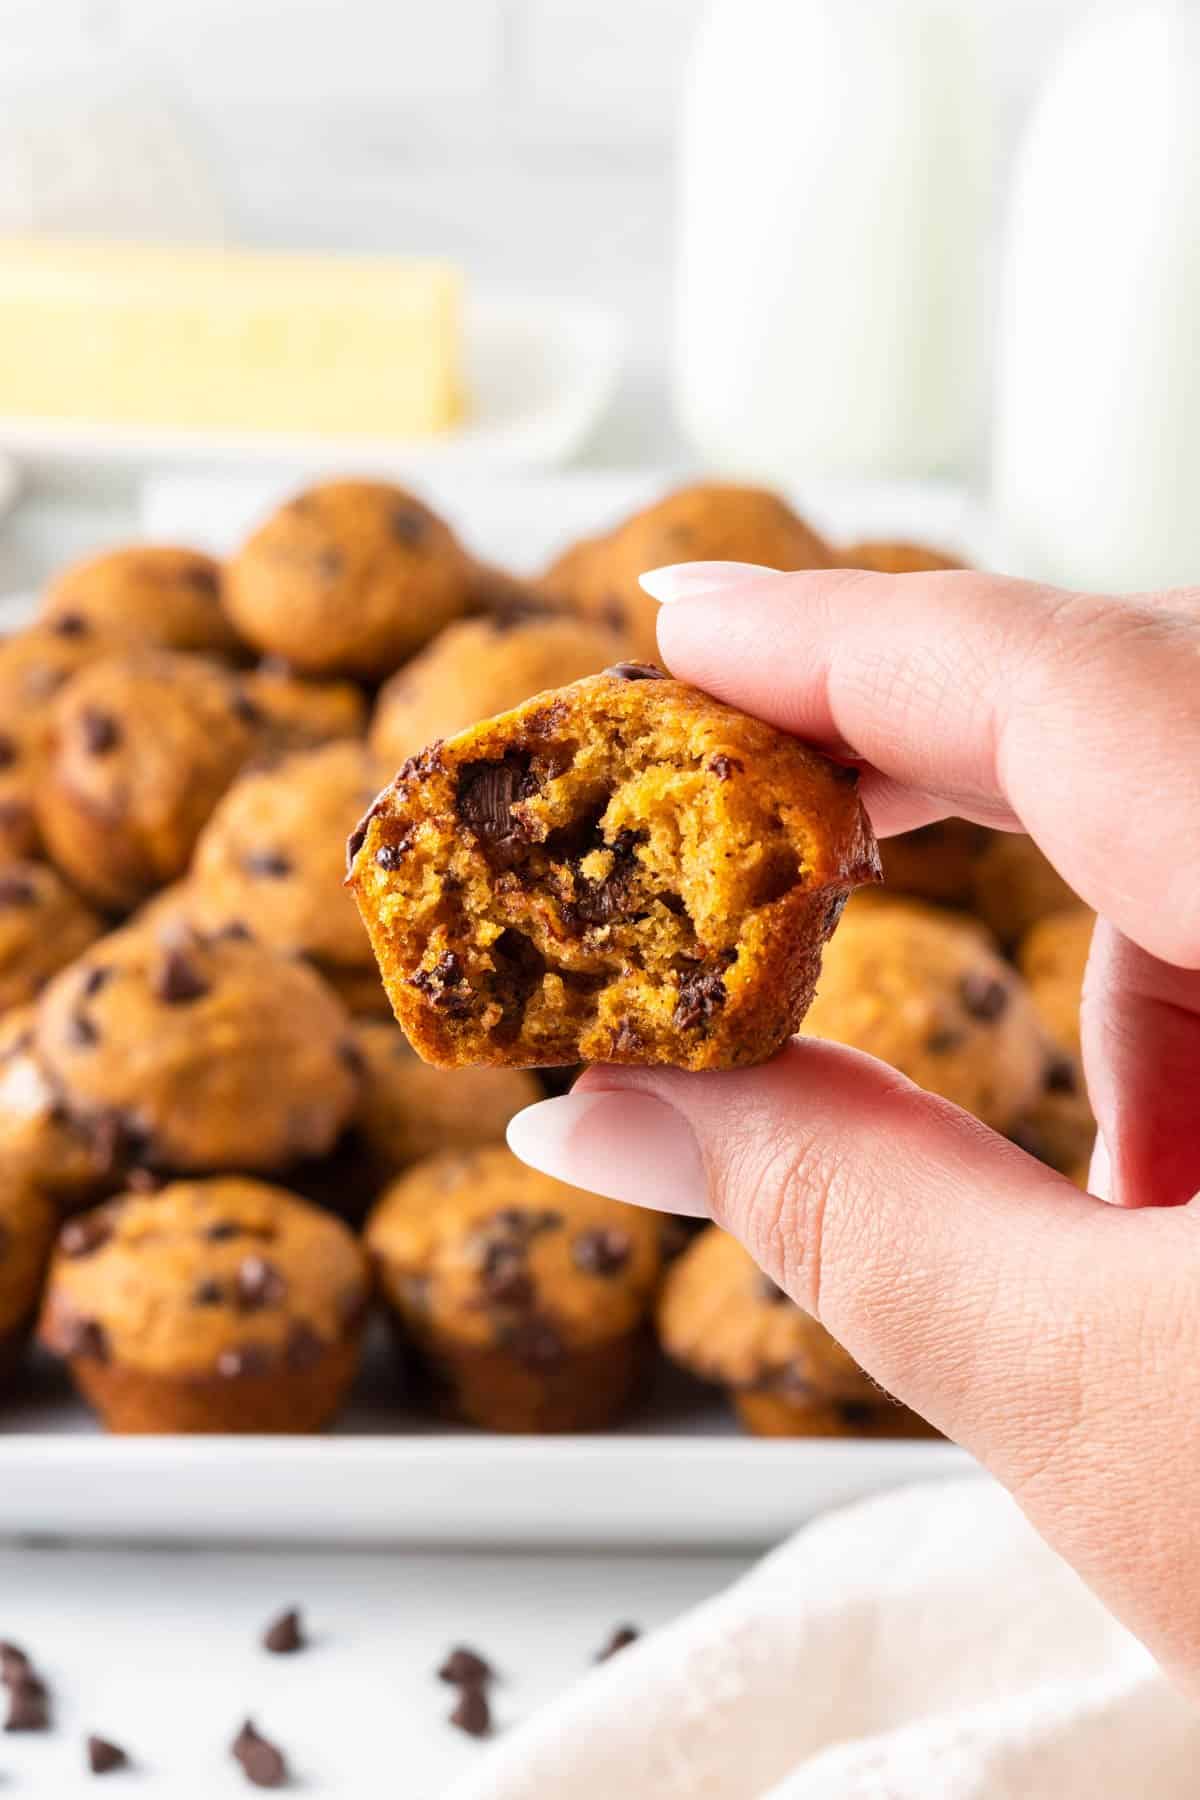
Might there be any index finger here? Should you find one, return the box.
[651,565,1200,969]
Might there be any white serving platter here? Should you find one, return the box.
[0,470,995,1545]
[0,293,625,475]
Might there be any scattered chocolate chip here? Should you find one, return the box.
[0,1642,29,1685]
[566,828,642,928]
[757,1274,791,1305]
[410,952,474,1018]
[571,1228,631,1277]
[672,964,729,1033]
[192,1277,225,1307]
[284,1323,325,1371]
[0,732,16,769]
[1045,1055,1079,1096]
[231,1718,288,1789]
[236,1257,287,1312]
[438,1646,494,1687]
[457,752,537,848]
[374,838,410,871]
[51,610,89,637]
[60,1213,114,1259]
[243,849,292,879]
[960,972,1010,1022]
[480,1243,534,1308]
[390,505,429,546]
[594,1624,639,1662]
[66,1010,100,1049]
[154,947,210,1006]
[80,965,112,999]
[262,1608,305,1655]
[64,1316,110,1362]
[216,1344,272,1380]
[0,873,36,906]
[5,1676,49,1731]
[79,708,121,755]
[87,1734,129,1774]
[707,754,743,781]
[604,661,667,682]
[448,1687,491,1738]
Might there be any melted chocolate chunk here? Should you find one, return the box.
[79,708,121,755]
[571,1228,631,1277]
[0,873,36,906]
[410,952,474,1018]
[604,661,667,681]
[374,837,410,871]
[566,829,641,928]
[155,948,210,1005]
[672,961,731,1033]
[960,971,1010,1022]
[707,754,743,781]
[457,752,538,848]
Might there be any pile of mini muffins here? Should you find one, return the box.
[0,476,1095,1439]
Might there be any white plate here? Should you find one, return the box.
[0,470,995,1546]
[0,294,625,474]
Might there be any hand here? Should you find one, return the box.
[507,562,1200,1695]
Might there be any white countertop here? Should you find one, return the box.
[0,1541,748,1796]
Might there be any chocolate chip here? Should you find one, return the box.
[604,661,667,682]
[0,873,36,906]
[235,1257,287,1312]
[926,1028,965,1055]
[438,1646,493,1687]
[567,828,641,928]
[243,849,292,879]
[87,1734,129,1774]
[410,952,474,1018]
[0,1642,29,1685]
[231,1719,288,1789]
[1045,1055,1079,1096]
[66,1010,100,1049]
[374,838,409,871]
[390,505,429,546]
[0,732,16,769]
[262,1608,305,1655]
[707,754,743,780]
[218,918,254,941]
[571,1228,632,1277]
[481,1244,534,1308]
[155,947,210,1005]
[457,752,537,848]
[60,1213,113,1258]
[51,610,89,637]
[79,708,120,755]
[81,965,112,999]
[5,1676,49,1731]
[216,1344,272,1379]
[672,964,729,1033]
[594,1624,639,1662]
[284,1323,325,1371]
[448,1687,491,1738]
[205,1220,243,1242]
[64,1316,110,1361]
[960,972,1010,1022]
[192,1277,225,1307]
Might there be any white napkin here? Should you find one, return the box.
[448,1478,1198,1800]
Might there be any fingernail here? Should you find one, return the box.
[1088,1132,1112,1202]
[638,560,784,604]
[506,1091,710,1218]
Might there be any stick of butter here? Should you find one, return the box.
[0,240,463,440]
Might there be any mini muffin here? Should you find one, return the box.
[658,1228,934,1438]
[241,661,368,754]
[223,479,474,678]
[349,664,879,1071]
[543,481,833,660]
[0,1170,59,1385]
[0,623,111,859]
[880,819,995,908]
[971,833,1079,946]
[190,740,388,1014]
[369,614,627,770]
[35,651,259,910]
[0,1007,115,1208]
[39,545,242,659]
[801,898,1046,1131]
[840,540,964,574]
[366,1146,661,1431]
[1011,907,1097,1177]
[352,1019,541,1182]
[37,1178,370,1433]
[0,862,103,1014]
[35,928,359,1176]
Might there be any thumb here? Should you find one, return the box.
[507,1042,1138,1480]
